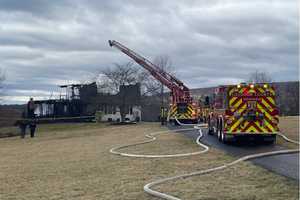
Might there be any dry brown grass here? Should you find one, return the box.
[278,116,299,149]
[0,122,298,200]
[0,126,19,137]
[0,122,109,138]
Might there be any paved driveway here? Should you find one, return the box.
[173,127,299,181]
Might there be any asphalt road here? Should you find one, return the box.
[172,126,299,181]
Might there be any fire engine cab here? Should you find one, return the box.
[207,83,279,143]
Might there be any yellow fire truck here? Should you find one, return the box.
[207,83,279,143]
[168,102,199,124]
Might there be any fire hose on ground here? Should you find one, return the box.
[109,119,299,200]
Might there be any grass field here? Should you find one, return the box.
[0,122,298,200]
[278,116,299,149]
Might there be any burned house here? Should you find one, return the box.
[33,84,88,119]
[33,82,142,122]
[80,82,141,122]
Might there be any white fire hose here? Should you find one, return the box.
[109,118,299,200]
[110,126,208,158]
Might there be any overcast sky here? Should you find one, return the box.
[0,0,298,104]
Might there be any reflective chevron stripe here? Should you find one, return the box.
[168,104,197,120]
[227,85,278,134]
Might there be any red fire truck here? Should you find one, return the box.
[109,40,199,124]
[207,83,279,143]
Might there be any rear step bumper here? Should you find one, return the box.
[223,133,277,142]
[224,132,278,135]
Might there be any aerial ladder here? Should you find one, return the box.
[108,40,199,124]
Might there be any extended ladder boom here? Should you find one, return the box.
[108,40,192,103]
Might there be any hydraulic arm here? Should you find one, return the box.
[108,40,192,104]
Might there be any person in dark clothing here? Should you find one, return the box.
[19,122,27,139]
[27,97,35,118]
[15,110,37,139]
[29,121,37,138]
[160,107,167,125]
[14,111,28,138]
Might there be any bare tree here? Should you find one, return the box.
[97,62,161,121]
[248,70,272,83]
[97,62,168,96]
[98,62,138,94]
[277,82,299,116]
[153,55,174,108]
[96,58,175,121]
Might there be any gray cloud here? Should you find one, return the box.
[0,0,76,19]
[0,0,298,104]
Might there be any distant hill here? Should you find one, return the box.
[0,104,25,127]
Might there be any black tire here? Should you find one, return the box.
[221,132,228,144]
[216,118,219,132]
[208,118,213,135]
[219,118,224,143]
[217,128,222,141]
[266,135,276,144]
[192,119,198,124]
[208,128,213,135]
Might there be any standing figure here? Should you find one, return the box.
[16,110,28,139]
[27,97,35,118]
[19,121,27,139]
[160,107,167,125]
[29,120,37,138]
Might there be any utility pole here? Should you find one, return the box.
[160,65,164,109]
[160,65,165,125]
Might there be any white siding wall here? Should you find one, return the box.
[100,106,141,122]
